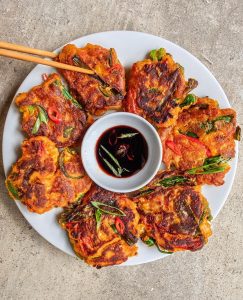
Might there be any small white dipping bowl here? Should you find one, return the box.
[81,112,162,193]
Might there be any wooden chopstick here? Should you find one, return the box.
[0,41,94,75]
[0,41,56,58]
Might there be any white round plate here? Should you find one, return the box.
[2,31,238,266]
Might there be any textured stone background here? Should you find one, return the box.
[0,0,242,299]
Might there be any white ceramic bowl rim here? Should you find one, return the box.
[81,112,162,193]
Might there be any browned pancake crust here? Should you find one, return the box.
[55,44,126,115]
[59,185,140,268]
[125,49,197,127]
[15,73,87,147]
[6,136,92,214]
[137,185,212,252]
[159,97,236,185]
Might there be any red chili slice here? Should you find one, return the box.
[181,135,211,157]
[115,217,125,235]
[165,140,182,156]
[47,107,62,124]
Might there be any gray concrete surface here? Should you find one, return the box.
[0,0,242,299]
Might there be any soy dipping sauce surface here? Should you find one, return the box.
[96,126,148,178]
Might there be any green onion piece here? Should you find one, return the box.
[201,115,234,134]
[144,238,155,247]
[157,48,166,60]
[190,166,226,175]
[27,105,35,114]
[91,201,126,216]
[110,224,118,234]
[6,180,19,199]
[123,234,138,246]
[98,148,122,177]
[61,193,86,223]
[110,224,137,245]
[234,125,241,141]
[214,115,233,123]
[187,155,230,175]
[54,80,83,110]
[199,210,206,225]
[157,175,188,187]
[156,244,173,254]
[149,48,166,61]
[63,126,74,138]
[64,89,83,109]
[134,189,154,197]
[207,212,213,222]
[37,106,48,124]
[102,158,121,177]
[117,133,139,139]
[31,105,48,134]
[59,149,84,179]
[180,94,197,108]
[95,209,102,229]
[98,85,112,97]
[199,208,213,224]
[31,116,41,134]
[134,176,190,197]
[100,145,121,169]
[72,56,91,70]
[148,87,160,93]
[179,130,199,138]
[200,121,214,134]
[76,193,85,202]
[203,155,223,165]
[149,49,157,61]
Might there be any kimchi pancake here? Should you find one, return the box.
[15,73,87,147]
[59,185,140,268]
[49,148,92,210]
[137,185,212,252]
[125,48,198,127]
[55,44,125,115]
[6,137,91,214]
[160,97,237,185]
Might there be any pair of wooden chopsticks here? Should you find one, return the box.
[0,41,94,74]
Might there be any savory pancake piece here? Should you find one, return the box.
[125,48,198,127]
[15,73,87,147]
[55,44,126,115]
[48,148,92,210]
[59,185,140,268]
[132,159,230,199]
[6,137,91,214]
[160,97,237,185]
[137,185,212,253]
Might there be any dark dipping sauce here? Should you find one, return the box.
[96,125,148,178]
